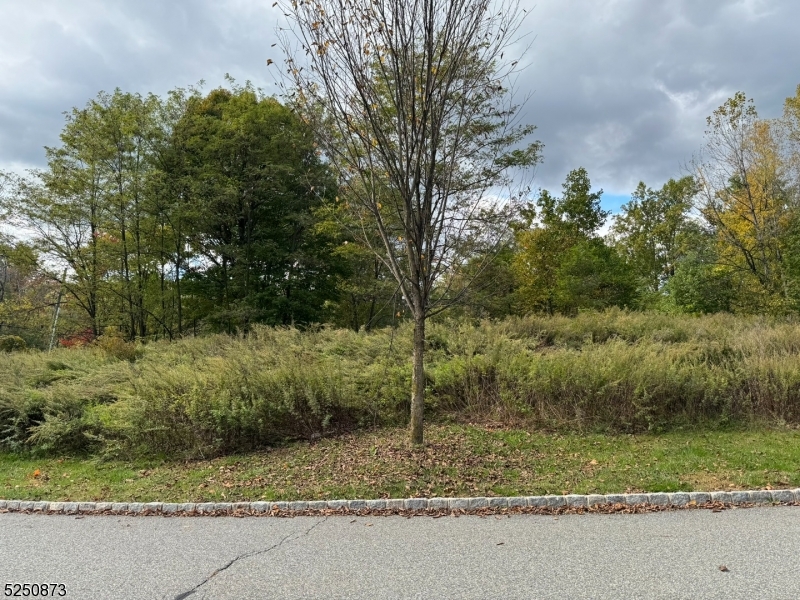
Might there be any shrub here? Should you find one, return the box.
[0,335,27,353]
[94,330,139,362]
[5,311,800,457]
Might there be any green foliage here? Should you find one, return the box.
[5,313,800,457]
[94,329,139,362]
[448,243,518,320]
[666,252,735,314]
[513,168,633,314]
[611,177,697,295]
[0,335,27,353]
[536,167,610,237]
[1,83,348,343]
[175,85,345,330]
[554,239,638,313]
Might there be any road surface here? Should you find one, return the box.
[1,507,799,599]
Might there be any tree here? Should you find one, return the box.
[694,92,793,313]
[513,167,614,314]
[3,90,174,339]
[174,85,344,330]
[665,225,735,314]
[554,239,637,313]
[611,176,697,299]
[0,239,56,347]
[278,0,541,443]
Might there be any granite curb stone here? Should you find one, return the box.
[405,498,428,510]
[750,491,773,504]
[468,497,489,510]
[587,494,608,507]
[669,493,691,507]
[730,491,752,504]
[526,496,548,508]
[648,493,670,506]
[4,490,799,517]
[710,491,731,503]
[565,495,588,508]
[624,494,649,506]
[772,490,795,503]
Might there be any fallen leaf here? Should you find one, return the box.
[33,469,41,478]
[719,565,729,572]
[589,459,598,466]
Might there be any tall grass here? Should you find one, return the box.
[3,309,800,457]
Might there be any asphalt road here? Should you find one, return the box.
[1,507,799,599]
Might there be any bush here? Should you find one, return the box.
[94,330,139,362]
[5,311,800,457]
[0,335,27,353]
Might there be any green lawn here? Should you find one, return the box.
[2,425,800,503]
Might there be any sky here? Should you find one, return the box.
[1,0,798,214]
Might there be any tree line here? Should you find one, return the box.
[1,81,800,348]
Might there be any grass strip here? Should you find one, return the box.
[2,425,800,503]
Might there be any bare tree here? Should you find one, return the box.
[277,0,540,444]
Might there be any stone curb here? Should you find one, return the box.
[1,489,799,517]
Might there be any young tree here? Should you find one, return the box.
[278,0,541,443]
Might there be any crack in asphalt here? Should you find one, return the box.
[172,517,328,600]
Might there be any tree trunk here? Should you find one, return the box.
[410,313,425,445]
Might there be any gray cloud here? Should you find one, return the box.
[1,0,798,205]
[522,0,800,196]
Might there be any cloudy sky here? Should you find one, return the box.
[1,0,798,212]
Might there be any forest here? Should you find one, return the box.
[2,83,800,349]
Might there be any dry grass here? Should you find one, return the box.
[4,310,800,457]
